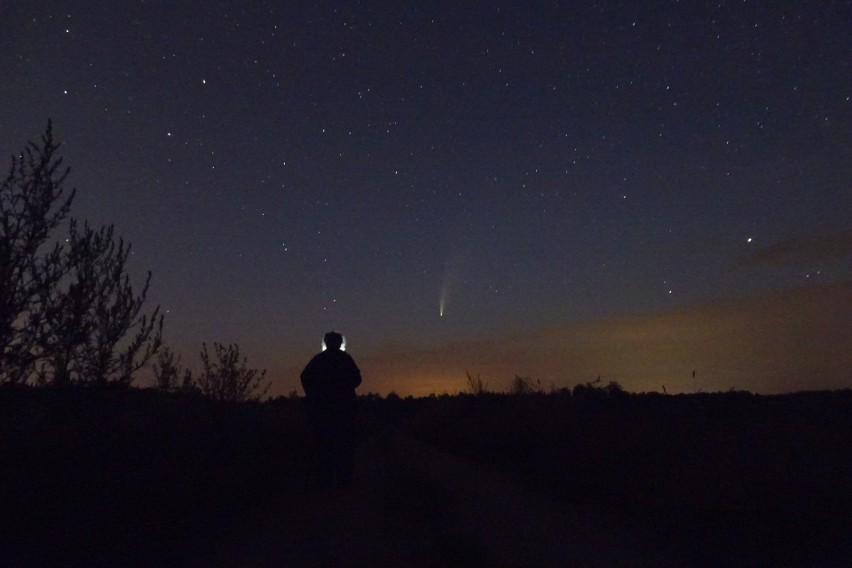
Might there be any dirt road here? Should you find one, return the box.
[184,430,641,567]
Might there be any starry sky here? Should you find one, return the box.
[2,1,850,396]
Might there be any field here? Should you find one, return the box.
[1,384,850,566]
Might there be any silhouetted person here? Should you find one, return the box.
[300,331,361,488]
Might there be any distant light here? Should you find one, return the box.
[747,237,753,243]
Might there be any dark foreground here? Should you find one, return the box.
[1,384,850,567]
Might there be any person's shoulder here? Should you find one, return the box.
[338,351,357,362]
[305,351,329,366]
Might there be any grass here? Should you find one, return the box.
[1,383,850,566]
[390,389,852,564]
[0,384,310,565]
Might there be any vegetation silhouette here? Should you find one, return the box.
[2,380,851,565]
[1,122,269,399]
[0,121,162,385]
[151,344,192,392]
[196,342,270,402]
[464,370,488,395]
[394,386,852,565]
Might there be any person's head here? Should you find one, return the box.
[323,331,344,351]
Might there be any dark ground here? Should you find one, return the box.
[1,384,850,567]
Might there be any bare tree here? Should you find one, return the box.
[195,342,269,402]
[0,122,162,385]
[1,121,74,382]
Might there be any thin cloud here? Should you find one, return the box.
[734,232,852,269]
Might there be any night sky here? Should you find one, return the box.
[2,2,850,396]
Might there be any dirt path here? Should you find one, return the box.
[182,430,640,567]
[384,432,643,567]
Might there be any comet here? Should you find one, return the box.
[439,272,450,317]
[439,232,466,318]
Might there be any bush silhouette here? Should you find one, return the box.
[195,342,269,402]
[510,375,544,395]
[152,345,194,392]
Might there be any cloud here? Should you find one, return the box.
[734,232,852,269]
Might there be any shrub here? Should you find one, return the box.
[464,370,488,395]
[510,375,544,395]
[195,342,269,402]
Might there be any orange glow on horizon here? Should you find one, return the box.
[261,283,851,398]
